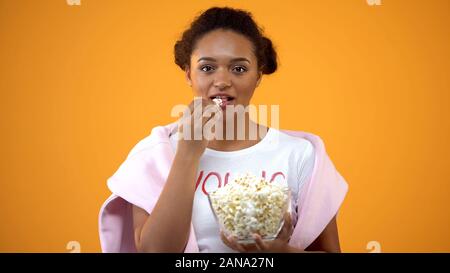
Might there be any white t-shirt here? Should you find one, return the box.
[169,127,315,252]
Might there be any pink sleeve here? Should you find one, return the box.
[98,140,175,252]
[98,125,199,253]
[288,134,349,250]
[107,143,174,214]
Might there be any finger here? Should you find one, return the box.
[198,97,216,110]
[192,98,220,124]
[278,225,288,240]
[240,242,258,253]
[184,97,222,140]
[177,101,195,132]
[284,213,293,235]
[187,97,214,116]
[285,211,291,221]
[202,104,222,124]
[278,220,288,238]
[220,231,245,252]
[178,98,214,138]
[277,214,292,240]
[228,235,248,253]
[220,231,237,250]
[253,234,267,252]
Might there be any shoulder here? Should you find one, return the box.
[125,123,175,159]
[271,128,315,153]
[276,128,328,157]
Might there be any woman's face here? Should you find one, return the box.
[186,29,262,109]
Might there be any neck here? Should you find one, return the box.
[207,114,269,152]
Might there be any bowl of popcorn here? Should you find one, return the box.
[208,173,290,243]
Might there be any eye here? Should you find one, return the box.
[200,65,214,72]
[232,66,247,74]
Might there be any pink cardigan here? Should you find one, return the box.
[98,122,349,252]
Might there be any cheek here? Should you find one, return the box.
[191,75,209,95]
[235,78,258,97]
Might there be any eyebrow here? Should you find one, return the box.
[197,57,251,64]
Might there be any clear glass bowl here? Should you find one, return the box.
[208,187,291,244]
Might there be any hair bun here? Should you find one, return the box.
[260,36,278,75]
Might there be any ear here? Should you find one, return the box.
[185,66,192,87]
[255,71,262,87]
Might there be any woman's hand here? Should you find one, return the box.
[220,212,294,253]
[176,97,221,159]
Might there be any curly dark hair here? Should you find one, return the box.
[174,7,278,75]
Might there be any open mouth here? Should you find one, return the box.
[210,95,235,106]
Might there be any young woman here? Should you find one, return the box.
[99,7,348,253]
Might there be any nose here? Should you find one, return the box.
[213,70,232,90]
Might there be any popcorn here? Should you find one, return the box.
[212,97,223,106]
[208,173,290,242]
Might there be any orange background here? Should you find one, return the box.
[0,0,449,252]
